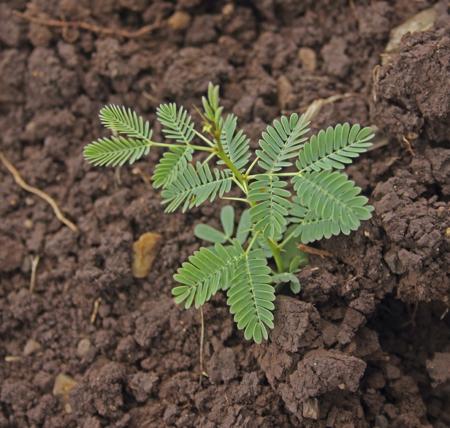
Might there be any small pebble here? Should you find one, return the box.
[24,219,33,229]
[298,47,317,72]
[23,339,41,356]
[76,338,92,358]
[277,75,294,110]
[168,11,191,30]
[132,232,162,278]
[222,3,234,16]
[25,197,35,206]
[53,373,77,398]
[302,398,319,420]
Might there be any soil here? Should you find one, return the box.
[0,1,449,427]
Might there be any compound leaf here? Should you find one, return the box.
[161,162,233,213]
[227,248,275,344]
[173,241,243,309]
[289,197,342,243]
[218,114,250,171]
[248,174,292,239]
[297,123,374,173]
[256,113,309,173]
[156,103,195,144]
[292,171,373,237]
[152,146,193,189]
[84,135,151,167]
[202,82,223,127]
[99,105,152,140]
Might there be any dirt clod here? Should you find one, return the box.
[207,347,238,383]
[426,352,450,387]
[0,235,24,272]
[128,372,158,402]
[372,25,450,142]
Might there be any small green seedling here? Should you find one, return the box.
[84,83,374,343]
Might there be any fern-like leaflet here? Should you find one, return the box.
[83,136,151,167]
[248,174,292,239]
[161,162,233,213]
[84,106,153,166]
[99,105,152,140]
[297,123,374,172]
[257,113,309,172]
[172,240,243,309]
[218,114,250,171]
[152,146,193,189]
[227,249,275,344]
[157,103,195,144]
[289,198,342,243]
[202,82,223,129]
[292,171,373,234]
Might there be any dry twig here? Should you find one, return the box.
[198,307,207,385]
[29,255,40,293]
[0,152,78,233]
[90,298,102,324]
[402,136,416,157]
[114,166,122,188]
[302,93,357,122]
[14,10,160,39]
[298,244,333,258]
[5,356,22,363]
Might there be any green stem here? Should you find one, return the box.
[239,176,285,272]
[247,171,300,179]
[150,141,213,152]
[274,172,298,177]
[216,148,246,185]
[246,231,260,254]
[267,239,284,273]
[279,229,296,249]
[244,157,259,176]
[202,152,215,165]
[193,129,216,147]
[211,127,247,186]
[222,196,250,204]
[189,144,215,152]
[231,177,247,194]
[195,113,248,187]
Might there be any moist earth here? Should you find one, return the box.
[0,1,449,427]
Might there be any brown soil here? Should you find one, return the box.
[1,1,449,427]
